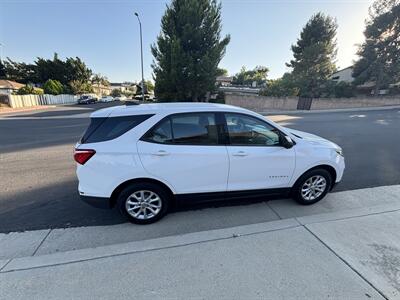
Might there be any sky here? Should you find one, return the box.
[0,0,373,83]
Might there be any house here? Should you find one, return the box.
[331,67,354,83]
[331,66,400,95]
[110,82,138,95]
[0,80,24,95]
[92,84,112,96]
[216,76,233,87]
[110,83,127,92]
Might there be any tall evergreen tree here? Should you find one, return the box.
[353,0,400,94]
[0,59,6,79]
[151,0,230,102]
[287,13,338,98]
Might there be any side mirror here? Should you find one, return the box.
[280,134,295,149]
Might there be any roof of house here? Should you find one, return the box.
[0,80,25,90]
[216,76,234,82]
[332,66,353,75]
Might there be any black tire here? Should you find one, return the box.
[292,169,332,205]
[117,182,170,224]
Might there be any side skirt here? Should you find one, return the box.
[175,188,291,204]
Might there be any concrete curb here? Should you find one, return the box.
[1,218,299,273]
[2,200,400,274]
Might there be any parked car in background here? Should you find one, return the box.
[115,95,127,101]
[75,103,345,224]
[100,96,114,102]
[78,95,97,104]
[134,94,151,101]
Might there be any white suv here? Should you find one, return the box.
[75,103,345,224]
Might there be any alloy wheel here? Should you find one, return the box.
[125,190,162,220]
[301,175,327,201]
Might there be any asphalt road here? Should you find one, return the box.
[0,104,399,233]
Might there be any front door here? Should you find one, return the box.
[224,113,295,191]
[138,112,229,194]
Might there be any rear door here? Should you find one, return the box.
[224,112,295,191]
[137,112,229,194]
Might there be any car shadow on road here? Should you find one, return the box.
[0,176,286,233]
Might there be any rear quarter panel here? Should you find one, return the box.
[76,113,174,197]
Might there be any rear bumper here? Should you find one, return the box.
[80,194,111,209]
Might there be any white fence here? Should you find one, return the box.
[7,94,78,108]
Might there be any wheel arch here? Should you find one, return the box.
[292,164,337,190]
[110,178,175,208]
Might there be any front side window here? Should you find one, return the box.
[225,113,281,146]
[143,112,219,145]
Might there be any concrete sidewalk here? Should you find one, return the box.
[1,185,400,299]
[1,185,399,259]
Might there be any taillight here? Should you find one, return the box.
[74,149,96,165]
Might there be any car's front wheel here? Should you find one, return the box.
[292,169,332,205]
[117,183,170,224]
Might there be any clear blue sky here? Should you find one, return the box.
[0,0,372,82]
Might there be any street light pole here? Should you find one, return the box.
[134,12,145,102]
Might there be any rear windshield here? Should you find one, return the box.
[81,114,153,143]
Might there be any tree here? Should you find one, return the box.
[3,58,37,83]
[353,0,400,94]
[287,13,338,98]
[43,79,64,95]
[145,80,154,93]
[151,0,230,102]
[92,73,109,87]
[260,73,299,97]
[216,67,228,76]
[69,80,93,94]
[35,53,67,84]
[3,54,93,90]
[111,89,122,98]
[0,60,6,79]
[232,66,269,86]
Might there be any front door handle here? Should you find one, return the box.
[152,150,170,156]
[232,151,248,157]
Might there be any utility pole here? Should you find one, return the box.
[134,12,145,102]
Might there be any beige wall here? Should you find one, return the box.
[225,94,400,112]
[311,97,400,110]
[225,94,298,111]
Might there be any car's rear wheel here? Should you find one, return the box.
[292,169,332,205]
[117,183,169,224]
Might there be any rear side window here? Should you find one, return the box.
[142,112,219,145]
[142,118,173,144]
[81,114,153,143]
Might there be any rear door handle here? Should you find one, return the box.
[152,150,170,156]
[232,151,248,157]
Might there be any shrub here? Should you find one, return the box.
[210,91,225,103]
[260,76,299,97]
[43,79,64,95]
[16,84,35,95]
[111,89,122,98]
[333,81,355,98]
[323,81,355,98]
